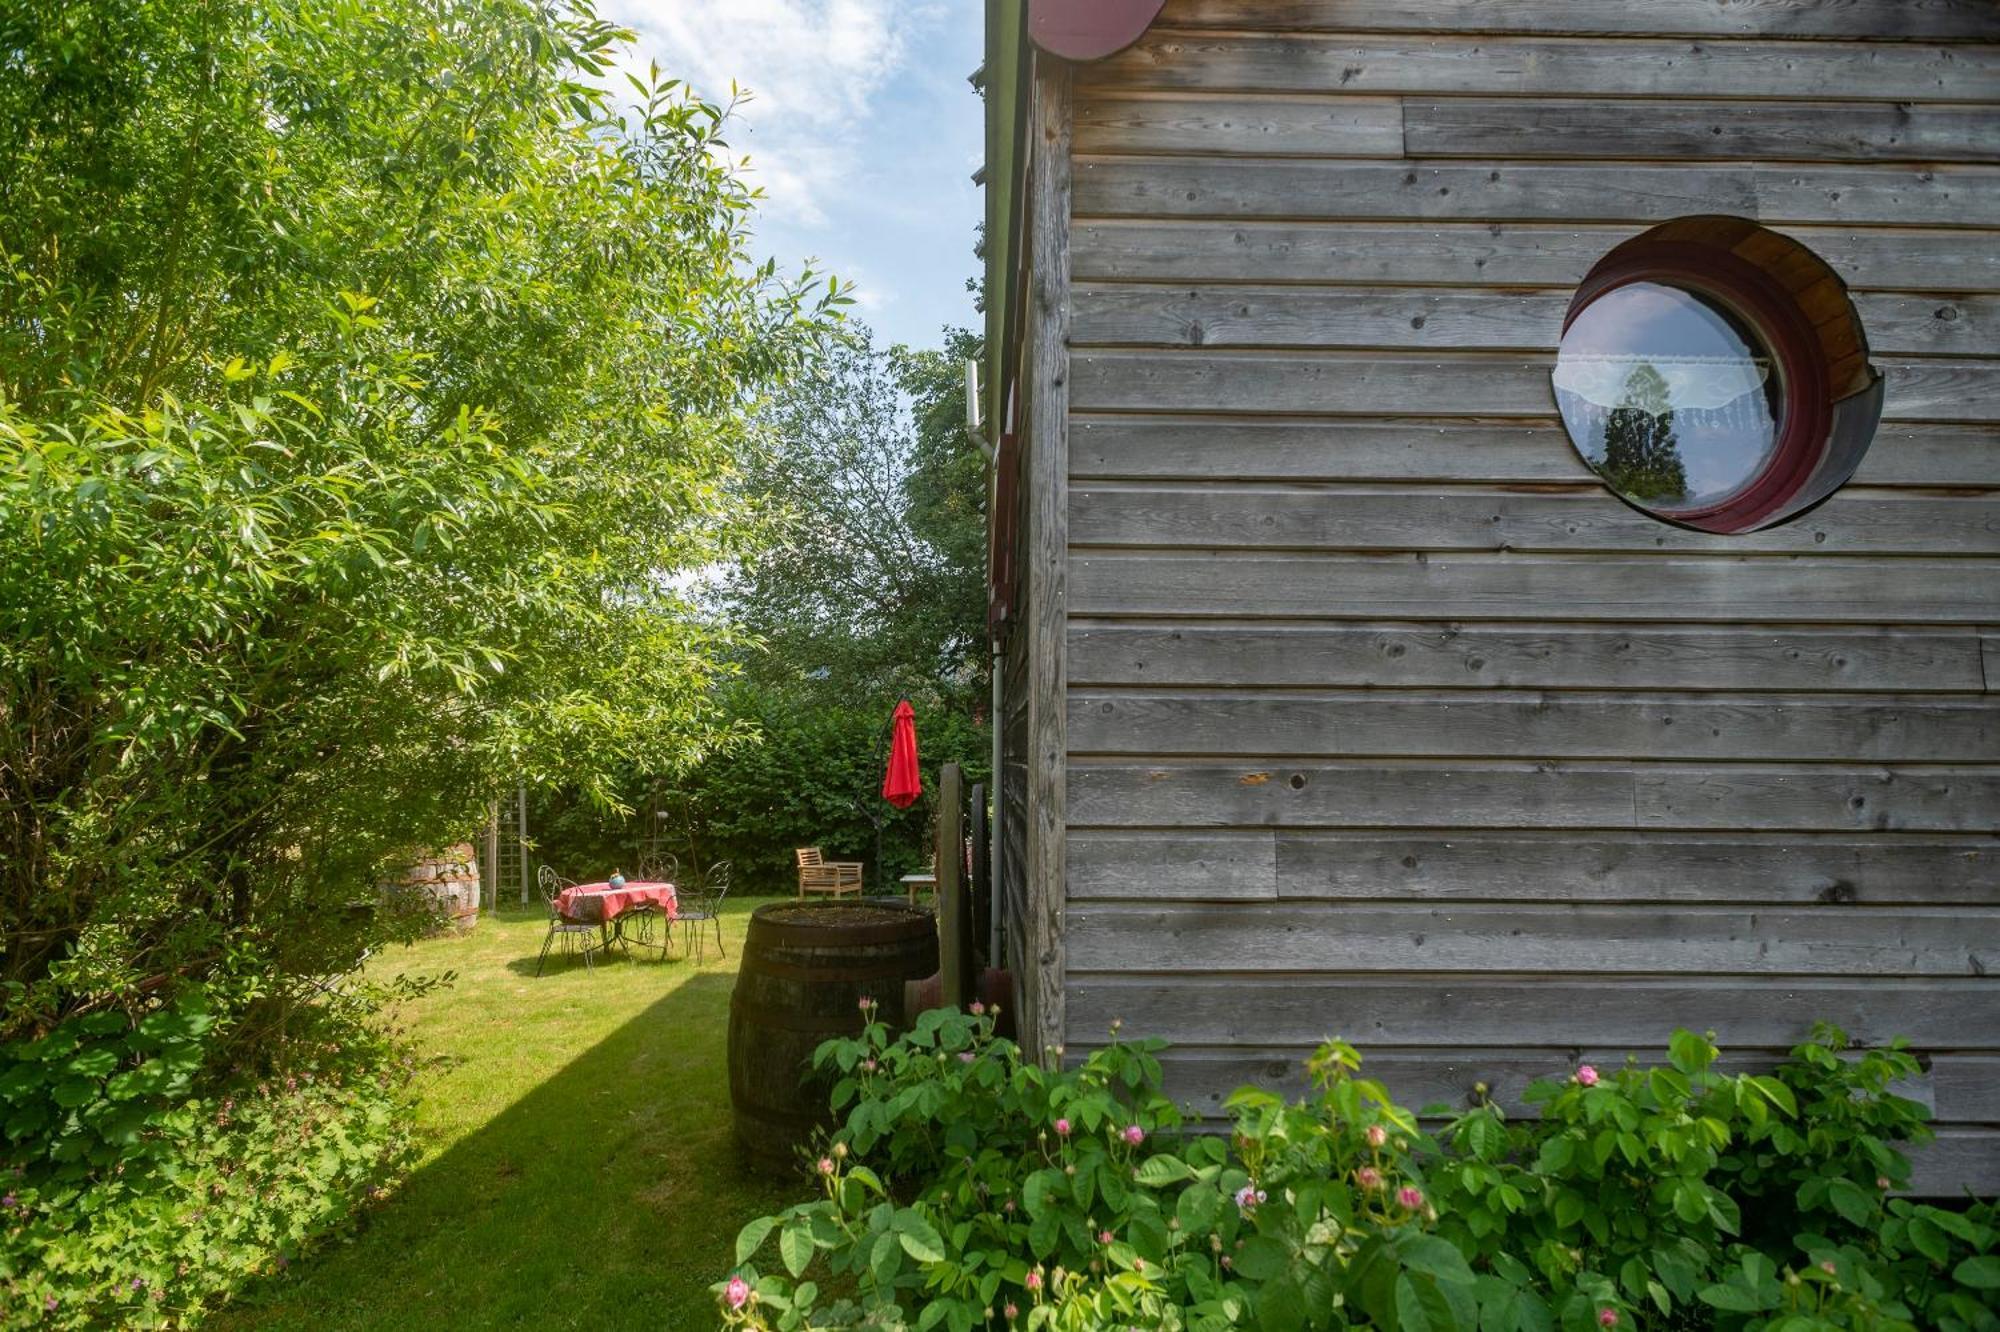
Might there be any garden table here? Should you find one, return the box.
[556,881,678,955]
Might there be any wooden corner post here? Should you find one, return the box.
[1024,56,1072,1065]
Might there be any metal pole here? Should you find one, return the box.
[989,643,1003,965]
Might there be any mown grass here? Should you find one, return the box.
[219,898,801,1330]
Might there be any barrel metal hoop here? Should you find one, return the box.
[741,955,935,983]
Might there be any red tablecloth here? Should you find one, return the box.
[557,881,677,924]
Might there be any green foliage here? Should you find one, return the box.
[1,0,840,1043]
[528,324,992,897]
[2,0,839,1317]
[0,1037,413,1328]
[717,1021,1998,1331]
[721,325,989,707]
[532,685,990,895]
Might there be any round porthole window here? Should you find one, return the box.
[1552,216,1883,534]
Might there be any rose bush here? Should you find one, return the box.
[717,1014,1998,1331]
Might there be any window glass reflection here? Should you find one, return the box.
[1553,282,1781,512]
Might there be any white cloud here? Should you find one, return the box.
[605,0,932,228]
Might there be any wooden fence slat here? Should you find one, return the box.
[1067,690,2000,762]
[1066,828,2000,904]
[1074,92,1403,157]
[1068,418,2000,488]
[1073,159,2000,229]
[1070,283,1999,358]
[1071,220,2000,292]
[1151,0,2000,41]
[1069,486,2000,557]
[1090,31,2000,100]
[1064,974,2000,1047]
[1404,99,2000,164]
[1066,901,1996,975]
[1070,551,2000,623]
[1067,760,2000,832]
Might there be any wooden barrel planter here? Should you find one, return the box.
[728,899,938,1172]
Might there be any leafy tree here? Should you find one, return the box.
[718,324,988,710]
[0,0,842,1045]
[1599,361,1689,503]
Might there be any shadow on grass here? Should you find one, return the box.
[499,922,724,979]
[222,965,807,1332]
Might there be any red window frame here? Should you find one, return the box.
[1557,222,1877,534]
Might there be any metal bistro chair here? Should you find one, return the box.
[675,860,731,964]
[534,865,599,975]
[630,852,680,951]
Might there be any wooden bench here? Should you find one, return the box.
[795,846,864,900]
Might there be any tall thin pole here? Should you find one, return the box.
[516,785,529,905]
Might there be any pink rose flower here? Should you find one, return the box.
[816,1156,834,1175]
[971,1000,985,1015]
[1576,1064,1600,1087]
[1598,1310,1618,1328]
[958,1051,975,1063]
[1004,1303,1019,1319]
[1098,1229,1114,1245]
[1397,1186,1424,1209]
[858,995,875,1012]
[1123,1124,1146,1146]
[1365,1124,1387,1149]
[725,1276,751,1310]
[1054,1118,1071,1137]
[1025,1269,1043,1292]
[1355,1166,1384,1191]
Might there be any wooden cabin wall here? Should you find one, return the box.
[1056,0,2000,1191]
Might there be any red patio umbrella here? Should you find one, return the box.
[882,700,922,810]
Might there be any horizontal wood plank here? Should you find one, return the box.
[1067,690,2000,762]
[1404,99,2000,164]
[1070,486,2000,556]
[1142,1047,2000,1128]
[1071,221,2000,292]
[1153,0,2000,40]
[1070,351,2000,421]
[1066,828,2000,903]
[1073,159,2000,229]
[1070,284,2000,358]
[1064,974,2000,1048]
[1068,418,2000,488]
[1067,901,1996,975]
[1071,552,2000,623]
[1068,624,1992,692]
[1092,31,2000,101]
[1074,92,1403,157]
[1068,760,2000,832]
[1908,1128,2000,1196]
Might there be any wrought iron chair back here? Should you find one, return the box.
[678,860,731,963]
[534,865,596,976]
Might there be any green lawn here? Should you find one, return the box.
[220,898,799,1330]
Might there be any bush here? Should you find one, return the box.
[531,685,991,897]
[0,1015,413,1328]
[717,1014,2000,1332]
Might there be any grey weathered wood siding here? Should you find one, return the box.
[1055,0,2000,1191]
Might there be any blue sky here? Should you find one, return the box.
[604,1,985,353]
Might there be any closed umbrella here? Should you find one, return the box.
[882,700,922,810]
